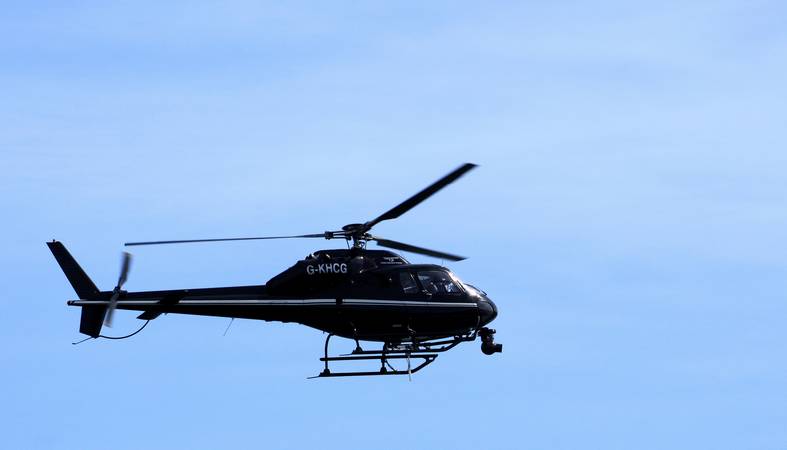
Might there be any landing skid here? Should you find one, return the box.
[309,332,477,379]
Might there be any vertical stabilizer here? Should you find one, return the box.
[47,241,99,299]
[47,241,105,337]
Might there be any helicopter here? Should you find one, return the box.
[48,163,502,378]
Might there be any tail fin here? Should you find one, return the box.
[47,241,105,337]
[47,241,99,298]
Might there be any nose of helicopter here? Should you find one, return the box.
[478,296,498,326]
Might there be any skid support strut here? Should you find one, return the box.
[309,332,476,378]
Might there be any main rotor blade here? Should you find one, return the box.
[363,163,477,231]
[125,234,328,247]
[373,237,466,261]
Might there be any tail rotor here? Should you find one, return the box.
[104,252,132,327]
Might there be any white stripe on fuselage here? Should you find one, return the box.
[71,298,477,308]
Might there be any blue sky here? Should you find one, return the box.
[2,1,786,449]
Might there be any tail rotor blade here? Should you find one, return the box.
[117,251,131,287]
[105,252,132,328]
[104,290,120,327]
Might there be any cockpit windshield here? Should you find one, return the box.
[461,283,486,297]
[416,270,463,295]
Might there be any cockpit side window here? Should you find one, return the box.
[399,272,419,294]
[416,271,463,295]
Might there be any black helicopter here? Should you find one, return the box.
[49,163,502,378]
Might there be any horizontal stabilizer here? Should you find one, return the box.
[137,311,162,320]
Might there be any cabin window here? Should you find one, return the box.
[399,272,419,294]
[417,271,462,295]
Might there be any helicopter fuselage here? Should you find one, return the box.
[66,249,498,342]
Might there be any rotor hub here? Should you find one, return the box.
[341,223,364,232]
[340,223,372,248]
